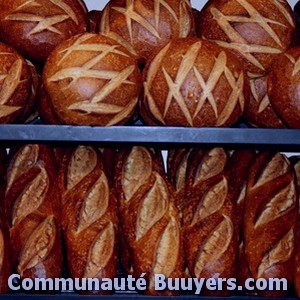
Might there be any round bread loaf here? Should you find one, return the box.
[0,43,32,124]
[268,46,300,128]
[17,60,40,123]
[244,74,285,128]
[142,37,248,127]
[43,33,141,126]
[100,0,195,64]
[37,85,61,125]
[198,0,295,78]
[0,0,88,63]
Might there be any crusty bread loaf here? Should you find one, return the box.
[0,211,10,294]
[142,37,248,127]
[100,0,195,64]
[227,150,256,292]
[59,146,118,293]
[17,60,40,124]
[0,43,32,124]
[114,146,183,295]
[37,85,61,125]
[183,147,238,295]
[268,47,300,128]
[167,148,192,220]
[198,0,295,78]
[0,149,10,294]
[228,150,256,239]
[244,75,285,128]
[0,0,88,63]
[244,151,298,297]
[43,33,141,126]
[4,144,62,280]
[289,156,300,297]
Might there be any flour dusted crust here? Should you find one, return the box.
[183,148,238,295]
[0,0,88,62]
[198,0,295,78]
[59,146,118,292]
[142,37,248,127]
[268,47,300,128]
[43,33,141,126]
[114,146,183,295]
[244,74,285,128]
[100,0,195,64]
[5,144,62,279]
[0,43,31,124]
[244,151,298,297]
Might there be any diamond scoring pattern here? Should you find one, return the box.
[208,0,293,74]
[145,41,244,126]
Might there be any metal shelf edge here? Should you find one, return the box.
[0,125,300,145]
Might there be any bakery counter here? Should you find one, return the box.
[0,125,300,148]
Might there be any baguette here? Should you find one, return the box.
[114,146,183,295]
[183,147,238,295]
[244,151,298,297]
[59,146,118,294]
[5,144,62,280]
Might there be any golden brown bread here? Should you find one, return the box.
[268,47,300,128]
[0,150,10,294]
[59,146,118,293]
[183,147,238,295]
[0,211,10,294]
[289,156,300,297]
[244,74,285,128]
[0,43,32,124]
[114,146,183,295]
[228,150,256,239]
[244,151,298,297]
[100,0,195,64]
[43,33,141,126]
[17,59,40,123]
[198,0,295,78]
[142,37,248,127]
[0,0,88,63]
[37,85,61,125]
[4,144,62,280]
[227,150,256,292]
[167,148,193,220]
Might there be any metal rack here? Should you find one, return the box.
[0,125,300,149]
[1,124,300,299]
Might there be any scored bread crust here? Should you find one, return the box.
[0,43,32,124]
[43,33,141,126]
[100,0,195,64]
[114,146,183,295]
[268,47,300,128]
[244,151,298,297]
[4,144,62,280]
[198,0,295,78]
[59,146,118,293]
[244,74,285,128]
[0,0,88,62]
[142,37,248,127]
[183,147,238,295]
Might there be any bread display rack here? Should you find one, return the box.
[1,125,300,148]
[0,0,300,299]
[0,123,299,300]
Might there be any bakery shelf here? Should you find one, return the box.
[0,125,300,148]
